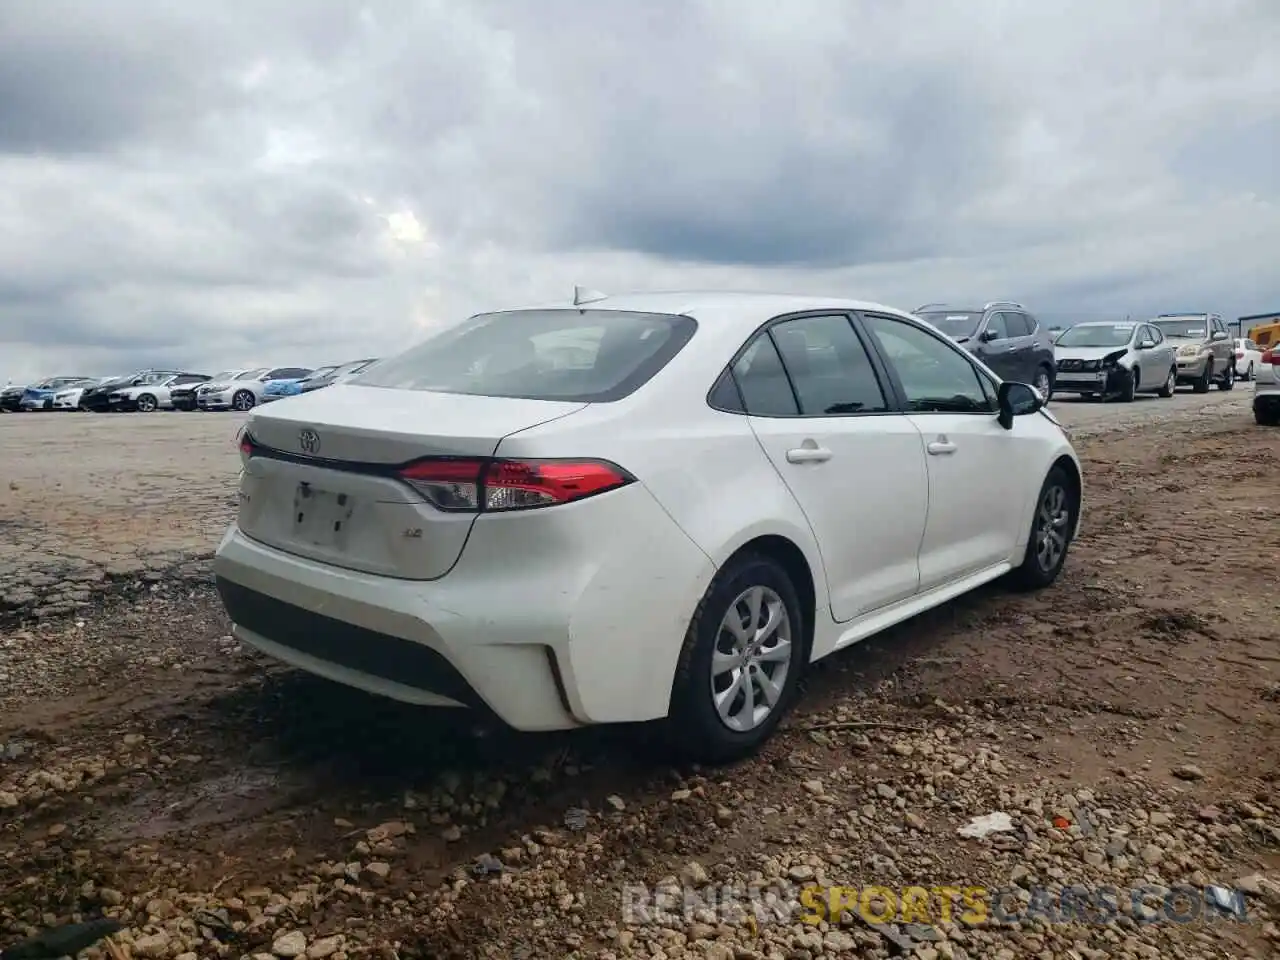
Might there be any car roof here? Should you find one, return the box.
[498,290,916,330]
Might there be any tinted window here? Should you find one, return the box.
[1151,317,1208,339]
[355,309,697,403]
[983,312,1010,341]
[768,314,888,415]
[915,311,983,339]
[708,370,745,413]
[236,369,269,380]
[1003,312,1029,337]
[862,314,994,414]
[1144,326,1163,345]
[266,367,312,380]
[731,333,799,416]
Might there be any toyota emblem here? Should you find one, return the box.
[298,428,321,455]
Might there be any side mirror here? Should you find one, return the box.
[980,328,1000,343]
[1211,330,1228,342]
[1137,339,1155,350]
[996,381,1043,429]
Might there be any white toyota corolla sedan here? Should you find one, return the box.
[213,291,1083,762]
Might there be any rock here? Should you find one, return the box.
[605,794,626,811]
[442,825,462,842]
[132,933,171,959]
[273,930,309,958]
[365,861,391,881]
[802,779,825,796]
[788,864,815,882]
[1140,843,1164,865]
[0,791,17,809]
[1172,764,1205,781]
[307,937,342,959]
[680,861,710,887]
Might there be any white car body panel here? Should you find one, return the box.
[213,291,1083,732]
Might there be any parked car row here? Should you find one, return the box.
[1,360,380,413]
[909,304,1252,404]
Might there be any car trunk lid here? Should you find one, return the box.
[235,385,587,579]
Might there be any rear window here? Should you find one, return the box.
[354,309,698,402]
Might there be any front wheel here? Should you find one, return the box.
[1007,465,1078,591]
[665,553,805,764]
[232,390,256,411]
[1243,363,1254,382]
[135,393,158,412]
[1119,367,1137,403]
[1192,361,1212,393]
[1033,366,1053,401]
[1218,362,1235,391]
[1158,366,1176,398]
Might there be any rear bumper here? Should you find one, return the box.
[212,488,715,732]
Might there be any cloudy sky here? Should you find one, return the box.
[1,0,1278,382]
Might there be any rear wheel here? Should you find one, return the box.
[232,390,256,411]
[1158,366,1176,398]
[1256,404,1280,427]
[665,553,805,764]
[1007,465,1078,591]
[1243,363,1254,382]
[136,393,158,412]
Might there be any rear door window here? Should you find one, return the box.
[355,309,697,402]
[1005,312,1033,338]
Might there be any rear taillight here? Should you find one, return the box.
[1236,349,1245,359]
[1264,349,1278,365]
[397,458,634,512]
[237,428,254,463]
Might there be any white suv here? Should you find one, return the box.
[1255,344,1280,426]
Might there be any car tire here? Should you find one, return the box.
[136,394,157,412]
[1256,404,1280,427]
[1218,362,1235,391]
[1007,464,1078,592]
[232,390,256,411]
[1244,363,1254,382]
[1157,366,1176,398]
[1033,365,1053,401]
[665,552,806,765]
[1192,361,1212,393]
[1119,367,1137,403]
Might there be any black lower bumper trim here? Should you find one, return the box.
[214,576,483,707]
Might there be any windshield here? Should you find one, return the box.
[1151,317,1207,339]
[353,309,698,402]
[209,371,235,381]
[236,368,269,380]
[1055,324,1135,348]
[307,366,338,380]
[915,311,983,339]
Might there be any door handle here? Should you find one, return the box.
[926,439,957,456]
[786,446,832,463]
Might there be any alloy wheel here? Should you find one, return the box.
[1035,484,1070,573]
[710,585,793,733]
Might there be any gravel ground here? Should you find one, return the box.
[1,393,1278,960]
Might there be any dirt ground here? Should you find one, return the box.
[2,396,1279,960]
